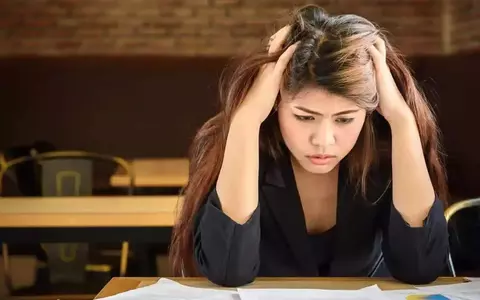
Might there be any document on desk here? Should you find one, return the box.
[414,281,480,300]
[98,278,480,300]
[99,279,385,300]
[98,278,239,300]
[238,284,387,300]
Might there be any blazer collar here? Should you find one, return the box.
[262,153,316,275]
[261,151,353,276]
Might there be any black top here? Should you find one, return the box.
[308,226,336,275]
[193,151,449,287]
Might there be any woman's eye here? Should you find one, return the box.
[294,114,314,121]
[335,117,354,124]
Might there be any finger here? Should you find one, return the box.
[273,42,299,80]
[374,37,386,58]
[368,44,383,69]
[268,25,291,54]
[259,62,275,76]
[369,37,386,64]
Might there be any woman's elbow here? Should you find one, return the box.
[200,262,258,287]
[388,252,448,285]
[208,272,256,287]
[391,268,442,285]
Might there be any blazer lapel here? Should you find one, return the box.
[329,162,392,276]
[261,154,317,276]
[329,164,357,276]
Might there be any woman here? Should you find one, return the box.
[169,5,450,287]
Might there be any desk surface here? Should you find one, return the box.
[0,196,181,227]
[110,158,189,188]
[95,277,467,299]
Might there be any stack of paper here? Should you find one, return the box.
[98,278,480,300]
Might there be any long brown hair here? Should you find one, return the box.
[169,4,448,277]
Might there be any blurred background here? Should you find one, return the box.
[0,0,479,299]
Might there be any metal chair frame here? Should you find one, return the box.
[444,197,480,277]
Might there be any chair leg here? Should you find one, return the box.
[120,241,129,277]
[2,243,13,293]
[447,252,456,277]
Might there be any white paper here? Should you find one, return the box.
[97,278,480,300]
[466,277,480,282]
[238,284,388,300]
[97,278,239,300]
[415,281,480,300]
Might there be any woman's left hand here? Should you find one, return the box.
[368,37,413,126]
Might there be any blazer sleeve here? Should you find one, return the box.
[379,188,450,284]
[193,186,261,287]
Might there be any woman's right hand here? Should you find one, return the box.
[235,25,299,125]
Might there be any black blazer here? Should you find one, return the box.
[193,151,449,287]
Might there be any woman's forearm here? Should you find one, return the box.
[216,111,261,224]
[390,111,436,227]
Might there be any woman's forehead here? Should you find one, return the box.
[283,86,360,110]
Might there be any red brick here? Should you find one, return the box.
[56,40,82,50]
[23,18,56,27]
[172,25,199,36]
[231,26,266,37]
[213,0,241,6]
[108,27,135,36]
[76,28,106,37]
[0,17,20,28]
[183,0,210,6]
[177,37,208,47]
[212,17,241,26]
[182,16,209,26]
[172,8,194,17]
[228,8,256,18]
[137,27,168,36]
[196,8,226,17]
[199,27,230,36]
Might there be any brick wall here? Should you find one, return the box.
[0,0,477,56]
[451,0,480,53]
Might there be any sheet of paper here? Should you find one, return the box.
[415,281,480,300]
[238,284,388,300]
[98,278,239,300]
[466,277,480,282]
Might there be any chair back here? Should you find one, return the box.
[40,158,93,197]
[0,150,134,285]
[0,150,134,196]
[445,198,480,277]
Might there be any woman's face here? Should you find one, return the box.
[278,86,367,174]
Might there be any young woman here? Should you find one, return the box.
[169,5,450,287]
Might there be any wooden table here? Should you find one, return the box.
[0,196,182,285]
[110,158,189,188]
[0,195,181,227]
[95,277,467,299]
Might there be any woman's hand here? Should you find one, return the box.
[368,37,413,127]
[236,25,299,125]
